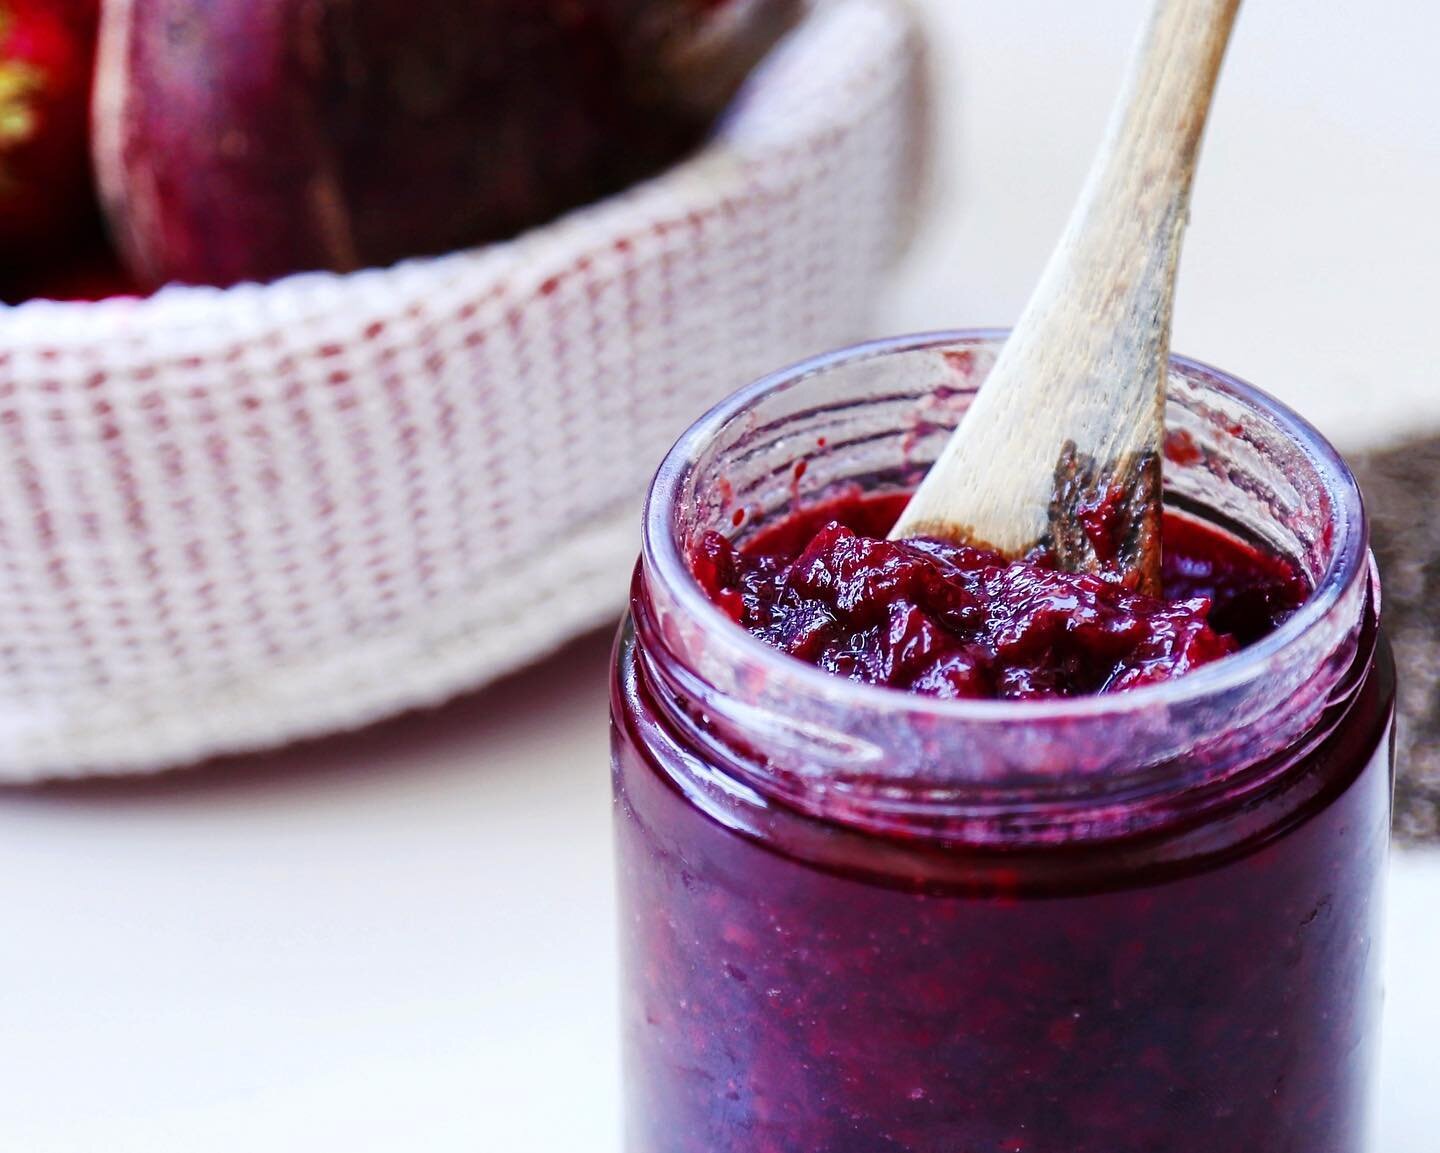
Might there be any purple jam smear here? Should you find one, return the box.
[692,492,1308,700]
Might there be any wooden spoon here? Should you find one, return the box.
[889,0,1241,594]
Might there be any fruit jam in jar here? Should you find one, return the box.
[611,333,1393,1153]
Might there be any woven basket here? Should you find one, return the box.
[0,0,928,780]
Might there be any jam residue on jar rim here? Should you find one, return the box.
[644,342,1370,729]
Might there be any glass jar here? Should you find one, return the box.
[610,331,1394,1153]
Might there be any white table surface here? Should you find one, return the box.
[3,2,1438,1149]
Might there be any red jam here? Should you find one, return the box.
[691,493,1308,699]
[614,492,1392,1153]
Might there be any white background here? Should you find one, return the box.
[2,2,1438,1149]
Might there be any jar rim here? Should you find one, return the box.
[643,328,1369,726]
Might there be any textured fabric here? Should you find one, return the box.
[1350,436,1440,842]
[0,0,930,780]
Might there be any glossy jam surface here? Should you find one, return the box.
[692,493,1308,699]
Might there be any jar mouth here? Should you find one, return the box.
[643,329,1369,727]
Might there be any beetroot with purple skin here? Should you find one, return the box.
[91,0,801,289]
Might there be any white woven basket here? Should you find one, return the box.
[0,0,927,780]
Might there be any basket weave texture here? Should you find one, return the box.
[0,0,928,780]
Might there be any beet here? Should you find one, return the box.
[92,0,801,289]
[0,0,102,263]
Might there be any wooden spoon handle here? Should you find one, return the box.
[890,0,1241,593]
[1102,0,1242,215]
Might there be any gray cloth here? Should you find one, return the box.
[1351,438,1440,841]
